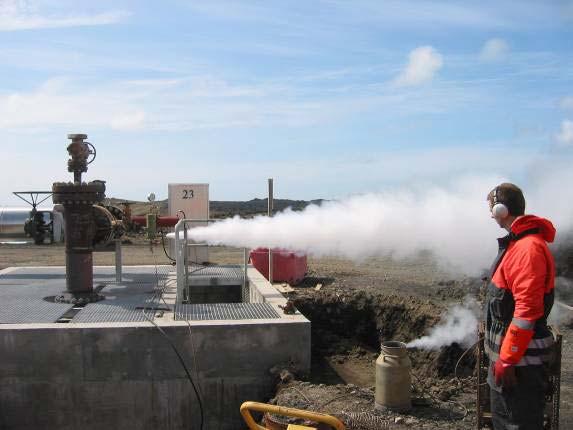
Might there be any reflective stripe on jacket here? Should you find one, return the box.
[484,215,556,366]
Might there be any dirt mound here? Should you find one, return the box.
[293,290,476,379]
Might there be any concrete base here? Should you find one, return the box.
[0,266,310,430]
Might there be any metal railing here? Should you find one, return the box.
[174,218,248,303]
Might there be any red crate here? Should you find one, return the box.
[249,248,307,285]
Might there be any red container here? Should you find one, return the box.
[249,248,307,285]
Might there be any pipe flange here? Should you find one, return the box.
[54,292,105,305]
[52,182,106,204]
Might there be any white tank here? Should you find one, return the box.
[0,208,30,238]
[0,207,64,242]
[375,340,412,412]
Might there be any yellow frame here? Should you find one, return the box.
[240,401,346,430]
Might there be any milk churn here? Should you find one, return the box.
[375,340,411,412]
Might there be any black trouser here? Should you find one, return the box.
[490,365,548,430]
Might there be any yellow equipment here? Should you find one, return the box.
[240,401,346,430]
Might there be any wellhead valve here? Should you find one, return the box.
[52,134,107,304]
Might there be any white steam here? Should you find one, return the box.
[406,300,479,350]
[549,277,573,327]
[170,177,502,274]
[168,170,573,275]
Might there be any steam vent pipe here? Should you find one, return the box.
[375,341,412,412]
[52,134,105,304]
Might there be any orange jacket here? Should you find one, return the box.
[491,215,555,322]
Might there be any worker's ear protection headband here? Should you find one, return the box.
[491,187,509,219]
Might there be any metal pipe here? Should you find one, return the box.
[183,220,189,301]
[174,218,217,302]
[131,215,181,228]
[115,239,122,283]
[174,219,185,302]
[243,247,248,291]
[268,178,274,284]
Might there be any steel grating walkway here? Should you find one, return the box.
[187,265,245,286]
[0,266,280,323]
[0,266,174,324]
[0,299,72,324]
[174,303,279,321]
[71,296,169,323]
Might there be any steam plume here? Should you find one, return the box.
[168,171,573,274]
[406,300,479,350]
[549,277,573,327]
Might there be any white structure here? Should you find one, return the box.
[168,183,209,264]
[0,207,64,242]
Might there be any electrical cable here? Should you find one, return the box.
[143,246,205,430]
[411,372,468,420]
[161,231,176,262]
[141,311,204,430]
[454,340,479,379]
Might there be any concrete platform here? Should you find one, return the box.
[0,265,310,430]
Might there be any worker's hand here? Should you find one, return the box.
[494,359,517,388]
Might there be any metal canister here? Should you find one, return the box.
[375,340,411,412]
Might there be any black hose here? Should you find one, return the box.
[161,231,176,262]
[143,313,204,430]
[145,250,204,430]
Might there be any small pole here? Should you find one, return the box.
[243,247,248,290]
[183,221,189,301]
[268,178,274,284]
[115,239,122,283]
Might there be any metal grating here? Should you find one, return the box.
[174,302,279,321]
[72,303,150,323]
[0,299,72,324]
[0,266,175,324]
[71,296,166,323]
[0,276,73,323]
[188,266,244,284]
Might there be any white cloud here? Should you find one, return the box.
[480,38,509,62]
[393,46,443,87]
[0,1,128,31]
[555,120,573,145]
[110,111,146,131]
[0,73,481,133]
[560,96,573,110]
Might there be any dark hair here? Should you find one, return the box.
[487,183,526,216]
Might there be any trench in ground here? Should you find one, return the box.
[293,291,476,387]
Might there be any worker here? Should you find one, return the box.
[484,183,556,429]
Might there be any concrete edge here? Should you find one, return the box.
[0,319,309,330]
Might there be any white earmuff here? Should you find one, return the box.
[491,203,509,219]
[491,186,509,219]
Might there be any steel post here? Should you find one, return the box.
[115,239,122,283]
[268,178,274,284]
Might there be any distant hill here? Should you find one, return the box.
[105,197,325,218]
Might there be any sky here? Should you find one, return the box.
[1,0,573,204]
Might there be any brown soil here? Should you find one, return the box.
[1,242,571,429]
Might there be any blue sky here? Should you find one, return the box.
[1,0,573,204]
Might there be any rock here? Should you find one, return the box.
[279,369,294,383]
[394,416,404,424]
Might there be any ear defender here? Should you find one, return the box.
[491,187,509,219]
